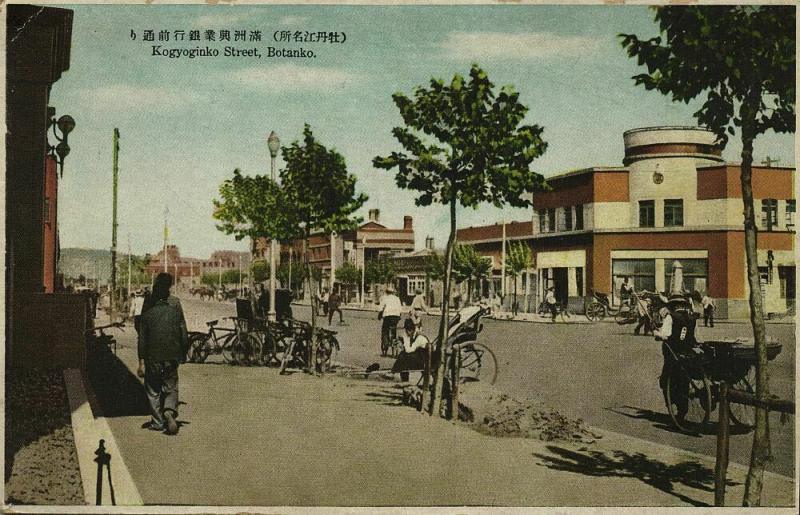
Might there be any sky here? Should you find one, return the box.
[49,3,796,259]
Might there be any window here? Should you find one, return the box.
[786,200,795,229]
[564,206,573,231]
[575,204,584,230]
[664,199,683,227]
[761,199,778,230]
[538,209,547,233]
[664,259,708,294]
[575,266,583,296]
[612,259,655,303]
[547,208,556,232]
[639,200,655,228]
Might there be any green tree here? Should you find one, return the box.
[424,253,445,305]
[452,244,491,305]
[277,124,368,371]
[505,241,532,316]
[620,6,795,504]
[374,65,548,417]
[213,169,295,292]
[335,261,361,303]
[365,257,396,288]
[251,259,269,283]
[277,261,306,292]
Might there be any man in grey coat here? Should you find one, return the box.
[137,273,188,435]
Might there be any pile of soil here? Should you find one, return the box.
[457,382,601,444]
[5,369,84,505]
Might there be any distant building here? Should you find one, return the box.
[457,126,795,318]
[145,245,250,288]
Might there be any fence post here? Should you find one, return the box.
[714,382,730,507]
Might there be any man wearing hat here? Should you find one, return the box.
[378,285,402,355]
[654,295,698,420]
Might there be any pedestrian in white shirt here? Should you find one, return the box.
[701,293,715,327]
[130,290,146,334]
[379,286,403,355]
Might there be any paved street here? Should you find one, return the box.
[180,295,795,478]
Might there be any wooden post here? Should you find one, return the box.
[450,346,461,420]
[715,382,730,506]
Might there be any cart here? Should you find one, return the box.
[662,337,782,433]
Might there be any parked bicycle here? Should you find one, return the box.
[187,318,237,364]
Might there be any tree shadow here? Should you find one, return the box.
[533,445,738,507]
[362,387,406,407]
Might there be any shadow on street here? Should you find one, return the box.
[533,445,738,507]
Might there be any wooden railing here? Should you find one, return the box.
[714,383,795,506]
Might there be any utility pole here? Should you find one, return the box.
[218,258,222,290]
[238,254,242,291]
[360,235,366,306]
[110,128,120,322]
[127,233,132,296]
[500,218,507,304]
[163,206,169,273]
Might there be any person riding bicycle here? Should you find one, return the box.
[654,294,699,421]
[409,289,428,328]
[378,286,402,355]
[391,318,430,382]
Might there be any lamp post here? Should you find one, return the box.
[267,131,281,321]
[46,108,75,177]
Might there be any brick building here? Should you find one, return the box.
[145,245,250,288]
[457,126,795,318]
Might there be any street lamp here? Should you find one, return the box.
[47,106,75,177]
[267,131,280,321]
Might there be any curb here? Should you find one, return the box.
[63,369,143,506]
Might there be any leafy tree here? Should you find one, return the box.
[374,65,548,417]
[277,261,306,292]
[335,261,361,303]
[424,253,445,305]
[251,259,269,283]
[620,6,794,505]
[213,169,294,292]
[365,257,396,288]
[505,241,532,316]
[277,124,368,371]
[452,244,491,304]
[117,254,150,292]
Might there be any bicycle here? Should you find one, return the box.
[187,318,237,364]
[380,316,400,356]
[278,319,340,374]
[537,301,572,322]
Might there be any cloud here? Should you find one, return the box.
[278,16,309,26]
[78,84,205,112]
[229,64,359,92]
[440,31,600,60]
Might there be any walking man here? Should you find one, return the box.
[701,292,715,327]
[137,273,188,435]
[328,286,344,325]
[545,286,558,322]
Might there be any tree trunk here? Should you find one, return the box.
[740,106,771,507]
[513,276,518,316]
[304,232,318,374]
[429,194,457,416]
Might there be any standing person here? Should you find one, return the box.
[379,286,403,355]
[327,286,344,326]
[545,286,558,322]
[654,296,698,421]
[701,293,715,327]
[620,276,634,307]
[409,289,428,328]
[391,318,430,382]
[321,288,330,316]
[633,295,653,336]
[137,273,188,435]
[129,290,145,334]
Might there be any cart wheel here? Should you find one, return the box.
[665,371,711,433]
[585,302,605,322]
[279,339,296,374]
[220,333,237,364]
[458,342,498,385]
[729,367,756,429]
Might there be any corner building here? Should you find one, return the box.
[458,126,795,319]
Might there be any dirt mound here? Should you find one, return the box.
[5,369,84,505]
[457,382,601,444]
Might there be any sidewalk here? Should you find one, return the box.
[80,325,794,507]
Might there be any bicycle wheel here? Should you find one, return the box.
[188,333,210,363]
[242,333,263,366]
[220,333,237,364]
[665,371,711,433]
[585,302,605,322]
[458,342,498,385]
[728,366,756,429]
[261,330,279,367]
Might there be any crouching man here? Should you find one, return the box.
[391,318,429,382]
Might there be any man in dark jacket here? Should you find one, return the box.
[137,273,188,435]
